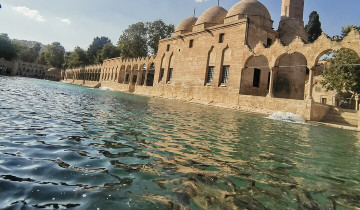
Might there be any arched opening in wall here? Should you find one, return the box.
[159,54,166,83]
[146,62,155,86]
[219,47,231,86]
[274,52,308,100]
[167,54,174,83]
[125,65,131,84]
[240,55,270,96]
[313,48,360,109]
[205,46,215,86]
[132,64,139,85]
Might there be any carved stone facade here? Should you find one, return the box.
[63,0,360,127]
[0,58,58,80]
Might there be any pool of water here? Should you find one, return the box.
[0,76,359,209]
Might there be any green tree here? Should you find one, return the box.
[305,11,322,43]
[95,43,120,63]
[64,47,88,68]
[18,42,41,63]
[44,42,65,68]
[118,22,148,58]
[146,20,174,54]
[36,52,47,65]
[87,36,111,64]
[341,25,360,38]
[0,34,17,60]
[62,52,71,69]
[321,49,360,96]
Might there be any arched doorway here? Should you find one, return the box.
[274,52,308,100]
[313,48,360,109]
[240,55,270,97]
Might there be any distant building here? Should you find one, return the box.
[0,58,61,81]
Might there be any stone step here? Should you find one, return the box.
[323,115,358,122]
[327,112,358,118]
[321,109,358,126]
[322,119,357,126]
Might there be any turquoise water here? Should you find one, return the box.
[0,76,359,209]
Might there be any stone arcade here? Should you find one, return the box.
[62,0,360,127]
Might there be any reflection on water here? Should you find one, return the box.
[0,76,359,209]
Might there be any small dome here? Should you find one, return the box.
[195,6,228,25]
[175,17,198,32]
[47,68,58,72]
[227,0,271,20]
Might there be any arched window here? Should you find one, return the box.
[219,48,231,86]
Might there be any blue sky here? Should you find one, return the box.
[1,0,359,51]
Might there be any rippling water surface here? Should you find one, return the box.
[0,76,359,209]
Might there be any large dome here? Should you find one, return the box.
[195,6,228,25]
[175,17,198,32]
[226,0,271,20]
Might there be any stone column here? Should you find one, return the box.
[266,67,276,98]
[358,108,360,128]
[136,70,141,85]
[306,67,314,100]
[355,95,359,111]
[143,70,149,86]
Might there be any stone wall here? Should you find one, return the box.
[310,102,330,121]
[62,24,360,126]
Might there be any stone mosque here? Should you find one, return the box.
[63,0,360,127]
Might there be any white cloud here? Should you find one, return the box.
[12,6,45,22]
[195,0,208,2]
[60,18,71,24]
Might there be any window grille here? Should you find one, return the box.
[221,66,229,84]
[159,68,164,82]
[167,68,173,82]
[206,66,214,83]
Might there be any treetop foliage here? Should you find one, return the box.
[43,42,66,68]
[87,36,111,65]
[341,25,360,38]
[117,20,174,58]
[305,11,322,43]
[321,48,360,96]
[0,34,17,60]
[0,19,173,68]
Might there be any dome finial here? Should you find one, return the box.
[193,8,196,17]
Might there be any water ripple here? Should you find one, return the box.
[0,76,359,209]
